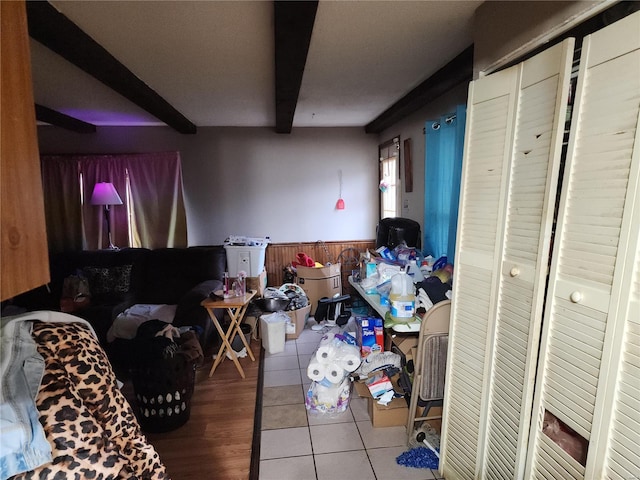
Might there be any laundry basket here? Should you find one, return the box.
[129,327,203,433]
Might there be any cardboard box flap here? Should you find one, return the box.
[296,263,341,279]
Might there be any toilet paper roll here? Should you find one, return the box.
[324,362,345,384]
[307,360,326,382]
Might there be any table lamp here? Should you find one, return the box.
[91,182,123,250]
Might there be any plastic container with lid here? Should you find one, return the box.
[389,268,416,323]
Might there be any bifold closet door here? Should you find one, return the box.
[439,63,518,480]
[440,39,574,479]
[525,11,640,480]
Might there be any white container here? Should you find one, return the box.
[224,244,267,277]
[407,259,424,283]
[389,269,415,323]
[260,313,287,354]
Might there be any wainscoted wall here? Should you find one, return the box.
[264,240,376,293]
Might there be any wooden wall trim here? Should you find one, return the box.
[264,240,376,290]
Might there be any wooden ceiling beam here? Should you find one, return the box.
[35,104,96,133]
[365,45,474,134]
[26,1,197,134]
[274,0,318,134]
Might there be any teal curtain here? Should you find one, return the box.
[424,104,466,264]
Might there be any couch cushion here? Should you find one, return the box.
[83,264,132,299]
[140,247,225,304]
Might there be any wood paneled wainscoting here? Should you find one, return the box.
[264,240,376,293]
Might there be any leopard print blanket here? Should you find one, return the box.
[9,322,170,480]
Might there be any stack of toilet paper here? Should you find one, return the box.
[306,332,361,386]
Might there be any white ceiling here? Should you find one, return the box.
[30,1,482,129]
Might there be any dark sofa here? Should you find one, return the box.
[11,246,226,368]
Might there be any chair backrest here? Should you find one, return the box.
[421,299,451,334]
[416,299,452,401]
[419,333,449,400]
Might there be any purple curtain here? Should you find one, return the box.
[41,152,187,252]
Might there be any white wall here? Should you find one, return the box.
[37,126,379,245]
[378,82,469,230]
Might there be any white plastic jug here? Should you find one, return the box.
[389,268,415,323]
[407,259,424,283]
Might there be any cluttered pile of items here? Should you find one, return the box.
[354,242,453,329]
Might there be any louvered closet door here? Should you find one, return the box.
[480,39,574,480]
[525,11,640,480]
[441,39,574,480]
[440,65,519,479]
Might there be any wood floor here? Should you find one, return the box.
[123,340,263,480]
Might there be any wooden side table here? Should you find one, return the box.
[201,290,256,378]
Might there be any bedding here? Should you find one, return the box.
[106,304,177,342]
[1,311,169,480]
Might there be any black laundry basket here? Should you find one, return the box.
[130,356,197,433]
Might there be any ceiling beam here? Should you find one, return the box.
[274,0,318,134]
[365,45,474,134]
[35,104,96,133]
[26,1,197,134]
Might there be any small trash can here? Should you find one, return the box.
[231,323,252,352]
[260,312,288,354]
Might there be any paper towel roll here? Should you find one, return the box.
[338,352,361,372]
[324,362,345,384]
[307,360,326,382]
[316,343,338,363]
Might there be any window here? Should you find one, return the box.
[379,137,400,219]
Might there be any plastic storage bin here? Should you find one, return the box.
[224,244,267,277]
[260,313,287,354]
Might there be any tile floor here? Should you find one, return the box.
[259,320,443,480]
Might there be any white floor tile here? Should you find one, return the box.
[264,355,300,371]
[296,327,325,344]
[310,422,364,454]
[296,342,320,355]
[263,368,302,387]
[298,353,313,369]
[349,396,370,422]
[356,420,407,449]
[259,455,316,480]
[367,446,436,480]
[260,427,312,460]
[314,450,375,480]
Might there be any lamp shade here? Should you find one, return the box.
[90,182,123,206]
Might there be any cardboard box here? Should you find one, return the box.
[356,373,409,427]
[242,268,267,298]
[353,379,370,398]
[389,333,418,366]
[295,264,341,314]
[285,304,311,340]
[368,395,409,427]
[244,315,260,340]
